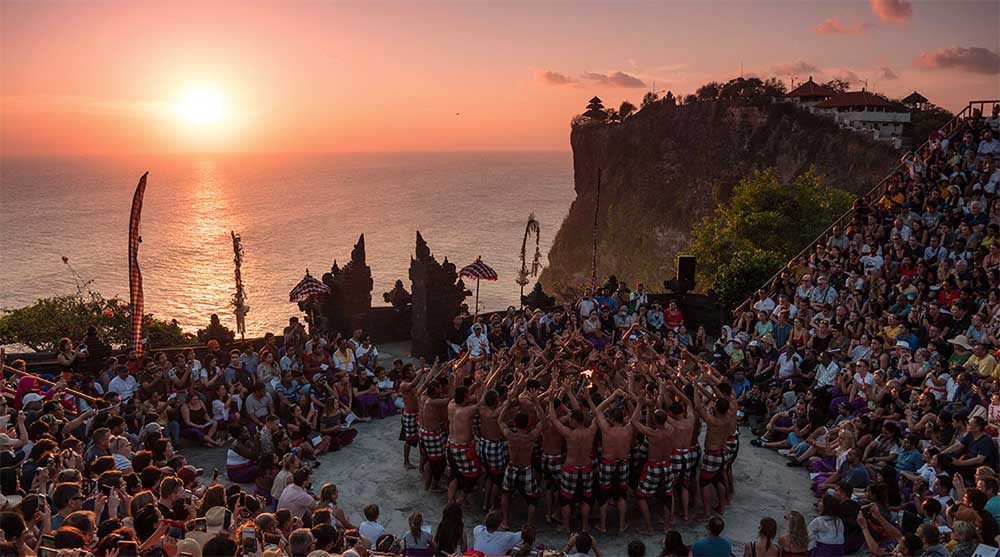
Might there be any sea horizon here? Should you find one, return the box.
[0,151,575,337]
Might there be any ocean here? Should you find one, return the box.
[0,152,574,337]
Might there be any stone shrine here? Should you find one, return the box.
[409,231,469,357]
[317,234,374,335]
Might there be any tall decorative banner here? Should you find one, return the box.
[128,172,149,357]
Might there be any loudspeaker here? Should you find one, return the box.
[677,255,696,292]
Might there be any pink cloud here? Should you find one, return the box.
[878,66,899,80]
[770,60,820,76]
[870,0,912,23]
[813,18,868,35]
[538,70,647,88]
[914,46,1000,75]
[538,70,579,86]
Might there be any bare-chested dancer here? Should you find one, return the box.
[540,396,567,525]
[588,389,641,533]
[667,381,697,521]
[398,366,422,469]
[695,386,731,515]
[477,389,507,511]
[633,404,678,535]
[418,376,451,492]
[447,385,482,504]
[498,395,545,529]
[548,388,598,533]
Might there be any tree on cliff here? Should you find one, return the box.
[691,168,854,308]
[824,79,850,93]
[641,91,659,108]
[696,81,722,101]
[619,101,636,120]
[910,104,954,143]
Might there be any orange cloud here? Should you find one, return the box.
[537,70,646,88]
[770,61,819,76]
[538,70,579,86]
[870,0,912,23]
[813,18,868,35]
[914,46,1000,75]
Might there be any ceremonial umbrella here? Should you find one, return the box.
[459,257,498,317]
[289,270,330,328]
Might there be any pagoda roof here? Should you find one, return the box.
[785,77,836,98]
[901,91,928,104]
[816,90,893,109]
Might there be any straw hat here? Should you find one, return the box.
[949,335,973,351]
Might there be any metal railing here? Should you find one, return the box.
[731,99,998,317]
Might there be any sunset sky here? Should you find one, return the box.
[2,0,998,156]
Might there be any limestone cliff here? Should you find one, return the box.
[540,99,900,296]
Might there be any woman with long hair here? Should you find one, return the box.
[778,511,809,557]
[744,517,779,556]
[198,484,227,517]
[317,483,353,531]
[401,511,434,555]
[808,494,845,556]
[659,530,688,557]
[433,502,467,556]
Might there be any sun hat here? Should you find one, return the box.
[948,335,973,350]
[206,506,231,534]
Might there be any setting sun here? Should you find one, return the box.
[175,86,227,125]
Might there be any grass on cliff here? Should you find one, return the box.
[691,167,854,309]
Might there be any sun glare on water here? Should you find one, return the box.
[175,86,228,125]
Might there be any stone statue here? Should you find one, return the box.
[522,282,555,310]
[383,280,412,309]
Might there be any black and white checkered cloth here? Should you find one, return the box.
[636,460,674,498]
[502,464,540,498]
[477,438,509,475]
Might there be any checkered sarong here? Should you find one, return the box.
[559,464,593,503]
[636,459,674,498]
[477,438,509,475]
[399,411,419,445]
[542,453,565,483]
[724,434,740,467]
[419,426,447,461]
[502,464,540,499]
[700,448,725,481]
[597,458,629,491]
[447,441,482,478]
[670,447,699,487]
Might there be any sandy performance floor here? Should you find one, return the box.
[187,413,818,555]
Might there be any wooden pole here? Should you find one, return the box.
[2,364,98,404]
[474,279,480,318]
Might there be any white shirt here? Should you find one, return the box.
[815,361,840,388]
[466,332,490,357]
[358,521,385,543]
[472,525,521,555]
[808,516,844,547]
[577,298,597,318]
[777,353,802,380]
[108,374,138,403]
[754,297,776,313]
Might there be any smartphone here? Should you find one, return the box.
[118,540,138,557]
[40,533,55,548]
[263,533,282,546]
[180,553,193,557]
[240,527,256,547]
[192,518,207,532]
[38,548,57,557]
[212,468,220,483]
[164,519,186,540]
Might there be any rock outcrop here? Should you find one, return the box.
[541,99,900,296]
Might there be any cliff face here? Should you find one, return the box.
[540,100,900,296]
